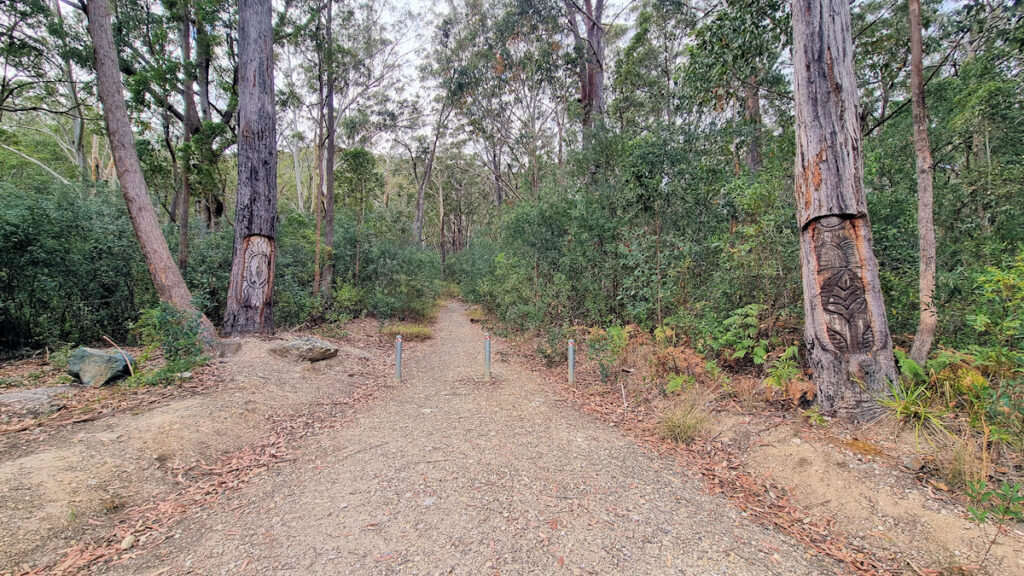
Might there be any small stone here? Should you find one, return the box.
[177,372,192,380]
[120,534,136,550]
[903,456,925,472]
[270,337,339,362]
[791,437,802,445]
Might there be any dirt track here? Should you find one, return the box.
[93,301,837,575]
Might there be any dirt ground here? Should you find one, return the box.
[1,302,1022,575]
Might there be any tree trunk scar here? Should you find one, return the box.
[811,216,872,354]
[239,235,274,310]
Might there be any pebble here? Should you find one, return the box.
[119,534,136,550]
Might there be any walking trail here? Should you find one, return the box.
[107,302,839,575]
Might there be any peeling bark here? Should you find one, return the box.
[792,0,896,421]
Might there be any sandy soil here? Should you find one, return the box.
[1,320,388,575]
[88,302,836,576]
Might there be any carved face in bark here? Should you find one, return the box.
[812,216,873,353]
[241,235,272,307]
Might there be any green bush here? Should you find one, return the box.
[0,182,151,351]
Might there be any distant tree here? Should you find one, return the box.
[222,0,277,335]
[908,0,937,365]
[791,0,897,420]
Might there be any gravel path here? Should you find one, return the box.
[107,302,841,575]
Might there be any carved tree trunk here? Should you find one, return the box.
[86,0,214,339]
[908,0,937,366]
[792,0,897,421]
[222,0,277,336]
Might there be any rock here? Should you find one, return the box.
[270,337,338,362]
[903,455,925,472]
[119,533,136,550]
[215,338,243,358]
[67,347,134,387]
[0,386,73,419]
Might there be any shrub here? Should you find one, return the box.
[659,388,711,444]
[587,325,629,384]
[129,303,207,386]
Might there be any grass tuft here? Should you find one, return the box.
[381,323,433,342]
[659,388,711,445]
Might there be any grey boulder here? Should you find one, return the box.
[67,347,134,386]
[270,337,338,362]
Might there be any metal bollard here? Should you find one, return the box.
[568,338,575,386]
[484,332,492,381]
[395,335,403,381]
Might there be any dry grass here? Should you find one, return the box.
[466,307,486,323]
[659,388,712,445]
[381,323,433,342]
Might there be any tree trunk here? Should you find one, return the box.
[584,0,606,126]
[196,18,213,124]
[86,0,213,336]
[319,0,337,297]
[53,0,88,179]
[744,78,762,173]
[222,0,277,336]
[792,0,897,421]
[178,1,201,273]
[908,0,937,366]
[438,178,446,277]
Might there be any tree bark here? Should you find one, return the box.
[319,0,337,297]
[792,0,897,421]
[222,0,277,336]
[908,0,937,366]
[85,0,214,338]
[179,1,201,273]
[744,78,762,173]
[565,0,606,131]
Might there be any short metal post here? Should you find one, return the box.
[568,338,575,386]
[395,335,403,381]
[484,332,492,381]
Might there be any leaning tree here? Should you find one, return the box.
[222,0,277,335]
[791,0,897,421]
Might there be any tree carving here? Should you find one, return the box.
[241,235,273,308]
[813,216,873,354]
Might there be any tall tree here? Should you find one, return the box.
[791,0,897,420]
[84,0,214,337]
[222,0,277,335]
[565,0,605,130]
[908,0,937,365]
[177,0,202,272]
[313,0,337,296]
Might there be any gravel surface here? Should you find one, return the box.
[105,302,841,575]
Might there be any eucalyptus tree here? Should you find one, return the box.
[222,0,277,335]
[84,0,215,336]
[908,0,937,365]
[792,0,897,420]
